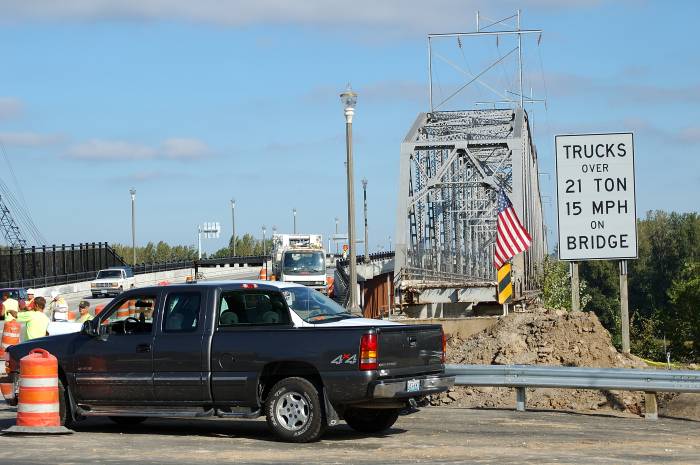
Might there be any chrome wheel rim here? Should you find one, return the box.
[275,391,310,431]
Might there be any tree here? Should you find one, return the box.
[542,255,591,311]
[668,261,700,359]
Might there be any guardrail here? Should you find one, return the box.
[446,364,700,420]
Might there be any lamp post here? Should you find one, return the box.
[293,208,297,234]
[230,199,236,256]
[262,225,267,256]
[388,235,392,251]
[361,178,369,262]
[340,83,360,313]
[129,188,136,265]
[335,217,339,254]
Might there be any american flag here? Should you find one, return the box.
[494,189,532,268]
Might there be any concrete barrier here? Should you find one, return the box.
[28,265,260,301]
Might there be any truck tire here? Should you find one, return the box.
[58,379,72,428]
[343,408,400,433]
[265,377,326,443]
[108,416,147,426]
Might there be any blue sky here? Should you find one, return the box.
[0,1,698,255]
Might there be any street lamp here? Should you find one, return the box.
[335,217,339,254]
[340,83,360,313]
[262,225,267,256]
[129,188,136,265]
[361,178,369,262]
[293,208,297,234]
[230,199,236,256]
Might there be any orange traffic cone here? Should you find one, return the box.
[0,320,21,357]
[3,348,72,434]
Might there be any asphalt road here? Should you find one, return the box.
[0,405,697,464]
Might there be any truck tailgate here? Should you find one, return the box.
[376,324,443,378]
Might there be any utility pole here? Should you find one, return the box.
[293,208,297,234]
[129,188,136,265]
[230,199,236,256]
[335,217,339,254]
[362,178,369,262]
[262,225,267,256]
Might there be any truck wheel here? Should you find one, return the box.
[58,379,75,429]
[108,416,147,426]
[343,408,400,433]
[265,377,326,443]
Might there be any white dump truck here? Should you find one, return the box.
[271,233,327,294]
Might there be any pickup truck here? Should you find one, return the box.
[3,281,453,442]
[90,266,135,298]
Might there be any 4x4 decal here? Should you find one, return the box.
[330,353,357,365]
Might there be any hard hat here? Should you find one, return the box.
[26,289,35,295]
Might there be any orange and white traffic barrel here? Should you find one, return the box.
[258,268,268,280]
[3,348,72,434]
[116,301,129,319]
[128,300,137,318]
[94,304,105,316]
[0,352,15,403]
[66,310,77,322]
[0,320,21,357]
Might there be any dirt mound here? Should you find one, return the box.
[433,308,651,415]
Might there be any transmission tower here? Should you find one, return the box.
[0,194,27,248]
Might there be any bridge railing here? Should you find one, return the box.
[446,364,700,420]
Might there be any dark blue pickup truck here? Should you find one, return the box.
[3,281,453,442]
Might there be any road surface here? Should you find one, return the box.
[0,405,697,464]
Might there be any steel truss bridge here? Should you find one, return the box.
[394,108,546,316]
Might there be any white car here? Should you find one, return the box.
[90,267,135,298]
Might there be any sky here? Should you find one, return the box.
[0,0,698,256]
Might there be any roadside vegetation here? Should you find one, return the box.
[543,210,699,363]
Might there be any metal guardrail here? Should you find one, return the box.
[446,364,700,419]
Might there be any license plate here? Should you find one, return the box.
[406,379,421,392]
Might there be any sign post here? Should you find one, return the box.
[555,133,636,352]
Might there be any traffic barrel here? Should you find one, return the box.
[258,268,268,280]
[0,320,21,357]
[0,353,14,403]
[116,301,129,319]
[94,304,105,316]
[128,300,137,318]
[3,348,72,434]
[66,310,77,322]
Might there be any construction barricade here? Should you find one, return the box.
[3,348,72,434]
[0,321,21,357]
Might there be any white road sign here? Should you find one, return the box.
[555,133,637,260]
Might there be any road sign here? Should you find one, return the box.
[555,133,637,261]
[497,263,512,304]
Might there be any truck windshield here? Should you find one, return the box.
[97,270,122,279]
[282,285,354,323]
[283,251,325,275]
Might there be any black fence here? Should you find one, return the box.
[0,243,126,289]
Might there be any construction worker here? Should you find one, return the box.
[76,301,94,324]
[47,290,69,321]
[1,292,19,321]
[25,289,36,310]
[9,296,49,340]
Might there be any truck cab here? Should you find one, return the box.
[272,234,327,294]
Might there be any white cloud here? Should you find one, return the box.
[0,97,23,120]
[2,1,611,33]
[65,137,212,161]
[161,138,211,159]
[0,131,64,146]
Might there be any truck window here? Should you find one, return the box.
[101,294,158,335]
[163,292,201,332]
[218,290,290,327]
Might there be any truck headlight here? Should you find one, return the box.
[113,282,119,287]
[91,283,96,288]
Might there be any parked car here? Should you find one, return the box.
[90,266,135,298]
[2,280,453,442]
[0,288,28,302]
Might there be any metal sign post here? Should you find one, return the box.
[555,133,636,350]
[570,262,580,312]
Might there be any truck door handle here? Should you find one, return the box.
[136,344,151,353]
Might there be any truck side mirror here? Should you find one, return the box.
[81,320,97,337]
